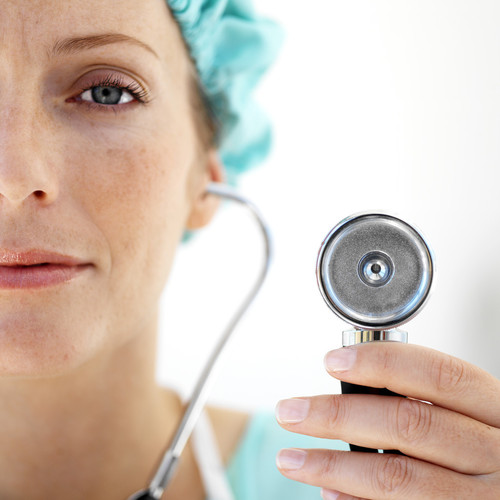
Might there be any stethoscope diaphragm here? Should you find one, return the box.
[316,213,434,331]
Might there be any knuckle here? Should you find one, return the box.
[395,398,432,446]
[317,452,341,481]
[326,395,348,430]
[373,455,414,495]
[432,356,469,394]
[380,346,398,374]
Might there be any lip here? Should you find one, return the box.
[0,249,92,289]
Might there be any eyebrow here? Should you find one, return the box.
[49,33,159,60]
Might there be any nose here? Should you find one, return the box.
[0,102,59,208]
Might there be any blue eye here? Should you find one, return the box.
[72,73,151,112]
[81,85,134,106]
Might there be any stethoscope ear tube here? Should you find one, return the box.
[127,491,158,500]
[127,183,272,500]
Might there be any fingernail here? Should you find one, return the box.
[321,489,340,500]
[275,398,310,424]
[276,448,307,470]
[324,348,357,373]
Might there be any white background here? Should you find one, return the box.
[157,0,500,411]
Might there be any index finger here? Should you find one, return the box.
[324,342,500,428]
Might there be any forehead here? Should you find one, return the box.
[0,0,183,66]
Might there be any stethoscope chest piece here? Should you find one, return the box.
[316,212,434,331]
[316,212,435,455]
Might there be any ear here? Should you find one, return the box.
[185,149,225,230]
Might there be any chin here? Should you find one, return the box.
[0,309,106,379]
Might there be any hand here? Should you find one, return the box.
[275,342,500,499]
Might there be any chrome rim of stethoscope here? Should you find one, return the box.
[316,211,434,331]
[127,182,272,500]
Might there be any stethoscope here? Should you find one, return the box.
[128,183,272,499]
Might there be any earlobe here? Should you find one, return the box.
[185,149,225,230]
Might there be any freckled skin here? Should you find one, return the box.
[0,1,225,498]
[0,0,209,376]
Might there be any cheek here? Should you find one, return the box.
[63,123,195,340]
[84,142,188,247]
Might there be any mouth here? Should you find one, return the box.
[0,250,92,289]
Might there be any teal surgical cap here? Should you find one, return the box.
[166,0,284,184]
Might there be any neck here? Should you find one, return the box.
[0,316,200,499]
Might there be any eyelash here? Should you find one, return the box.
[74,73,151,113]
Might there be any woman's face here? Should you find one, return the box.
[0,0,218,376]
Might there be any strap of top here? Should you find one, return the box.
[192,410,235,500]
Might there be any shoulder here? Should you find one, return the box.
[206,405,250,465]
[159,386,250,466]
